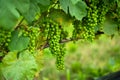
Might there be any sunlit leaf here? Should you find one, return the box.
[59,0,87,20]
[1,50,38,80]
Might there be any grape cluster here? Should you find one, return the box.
[97,1,108,30]
[83,3,98,41]
[72,20,82,40]
[80,1,98,41]
[40,19,50,39]
[60,28,68,40]
[72,0,98,41]
[22,27,40,53]
[56,44,66,70]
[0,29,11,51]
[58,28,67,70]
[48,20,60,55]
[47,20,66,70]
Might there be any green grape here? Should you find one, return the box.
[56,44,66,70]
[47,19,66,70]
[22,27,40,53]
[72,20,82,40]
[97,1,108,30]
[48,20,61,56]
[60,28,68,40]
[39,19,50,39]
[0,29,12,51]
[82,0,98,41]
[0,29,11,61]
[45,23,50,37]
[56,55,65,70]
[72,0,98,42]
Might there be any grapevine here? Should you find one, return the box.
[0,0,120,80]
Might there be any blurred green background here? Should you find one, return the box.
[38,35,120,80]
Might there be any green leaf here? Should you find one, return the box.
[38,1,50,13]
[0,0,30,30]
[0,0,20,30]
[13,0,30,14]
[8,30,30,51]
[1,51,38,80]
[103,20,118,35]
[0,0,50,29]
[22,0,40,23]
[59,0,87,20]
[22,0,50,23]
[0,0,31,30]
[39,0,50,5]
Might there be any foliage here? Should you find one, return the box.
[1,51,37,80]
[40,35,120,80]
[0,0,120,80]
[8,30,30,51]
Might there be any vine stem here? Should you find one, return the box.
[15,17,24,29]
[39,37,83,50]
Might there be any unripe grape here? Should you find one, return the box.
[0,29,12,51]
[22,26,40,53]
[45,19,66,70]
[72,0,98,42]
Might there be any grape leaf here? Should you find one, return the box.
[0,0,20,30]
[0,0,29,30]
[103,20,118,35]
[39,0,50,5]
[22,0,50,23]
[0,0,50,30]
[22,0,40,23]
[36,0,50,12]
[1,51,38,80]
[13,0,30,14]
[59,0,87,20]
[8,30,30,51]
